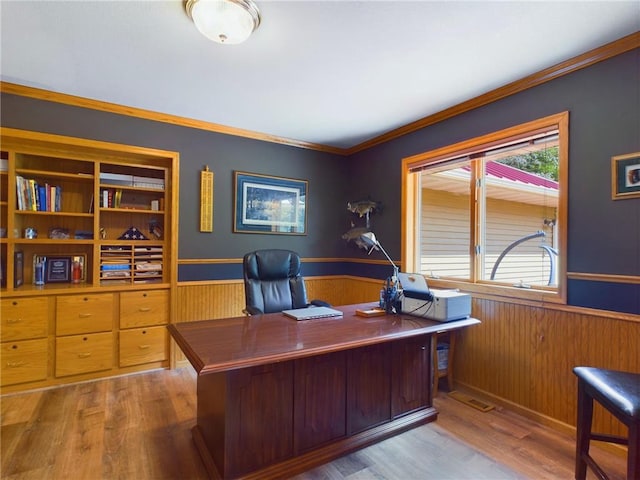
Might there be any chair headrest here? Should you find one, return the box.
[244,249,301,281]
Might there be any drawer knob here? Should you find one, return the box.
[139,307,151,312]
[11,344,18,350]
[143,293,147,297]
[6,361,26,368]
[78,352,92,358]
[83,297,89,302]
[12,301,18,306]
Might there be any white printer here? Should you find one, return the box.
[397,272,471,322]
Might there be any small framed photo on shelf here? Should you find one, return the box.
[45,256,71,283]
[612,152,640,200]
[42,254,87,284]
[14,251,24,287]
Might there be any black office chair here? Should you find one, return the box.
[242,249,329,315]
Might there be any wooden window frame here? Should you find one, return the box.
[401,112,569,304]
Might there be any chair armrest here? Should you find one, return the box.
[243,306,264,316]
[310,299,331,308]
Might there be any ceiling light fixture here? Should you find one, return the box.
[186,0,261,45]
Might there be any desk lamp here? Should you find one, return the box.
[358,232,400,313]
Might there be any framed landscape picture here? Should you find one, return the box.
[234,171,307,234]
[612,152,640,200]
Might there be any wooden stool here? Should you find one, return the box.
[573,367,640,480]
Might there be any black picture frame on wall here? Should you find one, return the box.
[233,171,307,234]
[612,152,640,200]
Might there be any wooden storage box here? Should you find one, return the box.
[55,332,113,377]
[1,297,48,341]
[119,290,168,328]
[1,338,48,386]
[119,326,167,367]
[56,293,114,336]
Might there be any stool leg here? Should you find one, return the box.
[629,419,639,480]
[576,380,593,480]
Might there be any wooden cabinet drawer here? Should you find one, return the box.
[120,290,168,328]
[55,332,113,377]
[119,326,167,367]
[56,294,114,336]
[1,338,48,386]
[1,297,48,341]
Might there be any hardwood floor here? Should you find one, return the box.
[1,368,627,479]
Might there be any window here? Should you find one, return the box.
[402,112,568,303]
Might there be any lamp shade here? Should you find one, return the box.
[187,0,261,45]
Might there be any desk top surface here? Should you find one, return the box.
[168,303,480,375]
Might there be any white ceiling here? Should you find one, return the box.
[1,1,638,150]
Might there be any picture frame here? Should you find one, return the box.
[34,254,87,284]
[45,256,71,283]
[14,251,24,287]
[234,171,307,234]
[611,152,640,200]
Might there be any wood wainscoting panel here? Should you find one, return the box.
[305,276,383,308]
[176,281,246,322]
[454,297,639,440]
[176,276,384,325]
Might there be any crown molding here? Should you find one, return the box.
[0,81,348,156]
[1,32,637,157]
[345,31,640,155]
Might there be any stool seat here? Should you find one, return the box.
[573,366,640,480]
[573,367,640,420]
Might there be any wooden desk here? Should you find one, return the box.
[168,303,480,480]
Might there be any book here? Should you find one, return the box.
[133,175,164,190]
[355,308,387,317]
[100,172,133,186]
[100,264,131,271]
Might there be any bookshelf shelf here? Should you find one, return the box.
[15,211,94,217]
[1,127,176,291]
[0,127,178,394]
[13,239,95,245]
[16,169,94,181]
[100,208,165,214]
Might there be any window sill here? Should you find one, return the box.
[426,278,565,305]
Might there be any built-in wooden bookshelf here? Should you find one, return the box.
[0,128,179,393]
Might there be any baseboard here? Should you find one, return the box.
[454,381,627,458]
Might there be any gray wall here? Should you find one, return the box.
[2,48,638,311]
[0,94,350,263]
[348,49,640,313]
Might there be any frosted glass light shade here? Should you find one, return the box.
[187,0,261,45]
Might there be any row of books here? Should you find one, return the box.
[101,188,123,208]
[100,188,164,211]
[16,176,62,211]
[100,172,164,190]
